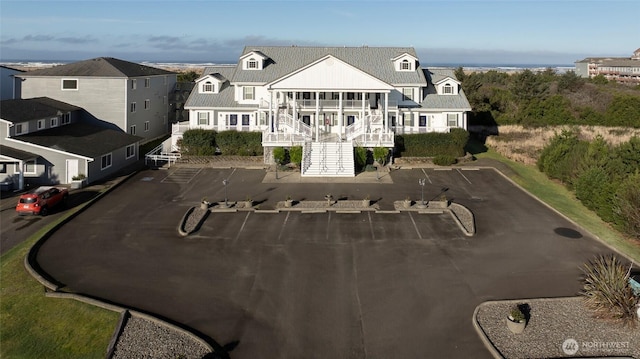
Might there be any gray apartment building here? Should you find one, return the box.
[1,97,141,190]
[15,57,178,143]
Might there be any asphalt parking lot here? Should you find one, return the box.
[35,167,614,359]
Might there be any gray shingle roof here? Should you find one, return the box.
[185,66,248,109]
[1,97,81,123]
[233,46,427,85]
[420,69,471,110]
[15,57,175,78]
[0,145,39,161]
[14,123,141,158]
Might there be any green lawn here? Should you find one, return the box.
[476,149,640,264]
[1,212,118,358]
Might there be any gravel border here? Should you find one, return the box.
[474,297,640,358]
[111,315,211,359]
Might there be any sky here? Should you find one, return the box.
[1,0,638,66]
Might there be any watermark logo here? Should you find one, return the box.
[562,338,631,355]
[562,338,579,355]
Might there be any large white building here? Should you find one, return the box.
[575,48,640,84]
[175,46,471,176]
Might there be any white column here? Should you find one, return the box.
[338,92,343,140]
[269,91,273,133]
[18,160,24,191]
[384,93,389,131]
[361,92,366,137]
[315,91,320,142]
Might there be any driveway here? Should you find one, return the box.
[35,167,613,358]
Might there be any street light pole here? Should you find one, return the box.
[418,178,426,206]
[223,179,229,207]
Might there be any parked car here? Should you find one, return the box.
[15,186,69,216]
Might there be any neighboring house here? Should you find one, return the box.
[575,48,640,84]
[15,57,178,143]
[0,65,24,100]
[1,97,141,190]
[176,46,471,177]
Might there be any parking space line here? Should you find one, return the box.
[234,212,251,244]
[456,168,472,184]
[277,211,290,243]
[367,211,376,241]
[408,212,423,240]
[421,168,432,184]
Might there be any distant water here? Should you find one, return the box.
[0,59,575,73]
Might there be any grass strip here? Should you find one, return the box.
[476,149,640,264]
[1,209,118,358]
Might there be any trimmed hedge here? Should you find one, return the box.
[179,129,217,156]
[215,131,263,156]
[395,128,469,157]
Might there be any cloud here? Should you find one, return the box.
[58,36,95,44]
[23,34,55,42]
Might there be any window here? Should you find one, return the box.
[131,79,137,90]
[61,79,78,90]
[347,115,355,125]
[243,86,255,100]
[0,163,6,174]
[61,113,71,124]
[203,81,213,92]
[50,117,58,127]
[130,125,136,135]
[229,114,238,126]
[126,144,136,159]
[242,114,250,126]
[346,92,355,100]
[402,88,413,101]
[400,59,411,71]
[130,102,136,113]
[38,120,45,130]
[24,160,36,174]
[144,99,150,110]
[443,84,454,94]
[144,121,150,131]
[15,123,26,135]
[247,58,258,69]
[198,112,209,125]
[419,115,428,127]
[101,153,112,170]
[447,114,458,127]
[302,92,311,100]
[144,78,150,88]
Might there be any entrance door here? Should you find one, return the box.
[66,159,79,183]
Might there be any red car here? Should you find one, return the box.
[15,186,69,216]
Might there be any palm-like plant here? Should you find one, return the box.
[581,255,638,327]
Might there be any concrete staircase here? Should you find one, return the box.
[301,141,355,177]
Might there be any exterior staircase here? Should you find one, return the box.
[301,141,355,177]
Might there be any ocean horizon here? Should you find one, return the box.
[0,59,576,72]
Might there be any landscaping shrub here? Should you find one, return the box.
[273,147,286,165]
[614,173,640,239]
[574,167,617,223]
[216,131,262,156]
[289,146,302,166]
[581,255,639,327]
[433,155,457,166]
[354,147,367,171]
[395,129,468,158]
[180,129,217,155]
[537,130,589,185]
[373,147,389,166]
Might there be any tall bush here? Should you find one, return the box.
[614,173,640,238]
[273,147,286,165]
[537,130,588,185]
[289,146,302,166]
[216,131,262,156]
[180,129,217,155]
[354,147,367,171]
[395,129,468,158]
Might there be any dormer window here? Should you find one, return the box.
[203,81,213,92]
[443,84,454,94]
[400,60,411,71]
[241,50,268,70]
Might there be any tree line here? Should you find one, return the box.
[455,68,640,128]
